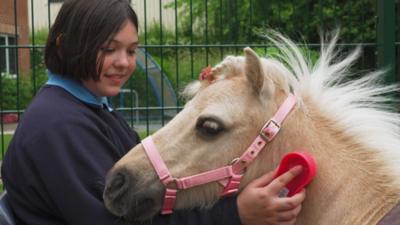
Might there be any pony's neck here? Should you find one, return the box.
[270,101,400,225]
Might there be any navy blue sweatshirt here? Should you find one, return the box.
[1,73,241,225]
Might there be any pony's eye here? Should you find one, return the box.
[196,117,224,137]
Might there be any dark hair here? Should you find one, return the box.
[45,0,138,81]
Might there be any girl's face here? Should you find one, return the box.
[83,20,138,97]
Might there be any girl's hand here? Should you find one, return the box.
[237,166,306,225]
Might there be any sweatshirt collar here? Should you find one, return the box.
[46,71,113,111]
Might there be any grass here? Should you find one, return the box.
[0,134,13,160]
[138,130,154,140]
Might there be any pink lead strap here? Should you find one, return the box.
[142,93,297,214]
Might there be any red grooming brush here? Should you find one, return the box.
[273,152,317,197]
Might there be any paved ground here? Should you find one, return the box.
[1,123,17,135]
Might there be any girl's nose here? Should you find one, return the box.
[114,52,131,68]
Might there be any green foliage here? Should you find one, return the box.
[166,0,376,43]
[140,23,178,45]
[160,0,378,96]
[1,28,48,111]
[109,65,160,108]
[0,74,35,110]
[29,28,48,93]
[30,28,49,45]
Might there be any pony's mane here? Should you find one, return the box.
[182,31,400,182]
[265,31,400,182]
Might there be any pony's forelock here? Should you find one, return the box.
[181,56,245,100]
[181,80,201,100]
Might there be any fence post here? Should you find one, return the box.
[377,0,396,84]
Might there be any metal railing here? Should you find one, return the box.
[1,0,399,159]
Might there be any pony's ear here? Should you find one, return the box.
[244,47,265,94]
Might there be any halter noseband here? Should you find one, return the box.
[142,93,297,214]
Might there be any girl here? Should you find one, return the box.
[2,0,305,224]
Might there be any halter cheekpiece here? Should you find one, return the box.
[142,93,297,214]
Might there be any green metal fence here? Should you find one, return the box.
[1,0,399,160]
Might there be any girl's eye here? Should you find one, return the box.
[128,49,136,55]
[101,47,115,53]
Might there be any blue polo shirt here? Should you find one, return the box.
[46,71,113,112]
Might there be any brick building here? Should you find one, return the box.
[29,0,175,32]
[0,0,30,76]
[1,0,176,77]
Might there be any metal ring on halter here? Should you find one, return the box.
[229,158,247,174]
[165,179,178,189]
[229,157,240,165]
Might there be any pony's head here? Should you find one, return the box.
[103,32,400,223]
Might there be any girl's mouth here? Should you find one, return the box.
[105,74,125,85]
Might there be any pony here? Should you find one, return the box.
[103,32,400,224]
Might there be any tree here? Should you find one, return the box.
[165,0,377,72]
[167,0,376,43]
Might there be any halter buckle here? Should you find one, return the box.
[260,119,280,142]
[229,157,247,174]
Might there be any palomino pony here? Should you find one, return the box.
[103,32,400,224]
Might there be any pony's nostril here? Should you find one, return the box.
[104,169,132,201]
[104,168,165,221]
[109,173,126,192]
[103,168,137,217]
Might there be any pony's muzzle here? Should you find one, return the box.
[103,168,133,216]
[103,167,164,221]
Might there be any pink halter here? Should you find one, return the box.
[142,93,297,214]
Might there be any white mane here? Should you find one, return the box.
[265,32,400,184]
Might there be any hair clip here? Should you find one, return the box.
[199,65,213,82]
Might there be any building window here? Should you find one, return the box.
[0,35,17,76]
